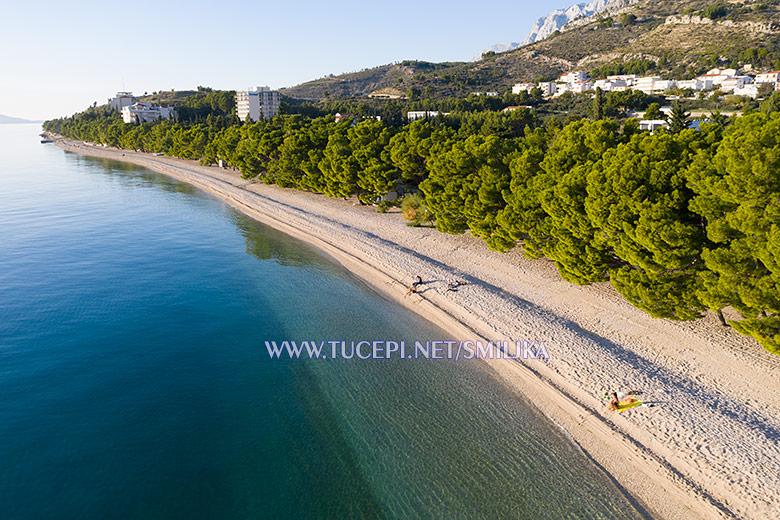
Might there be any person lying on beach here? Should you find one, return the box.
[608,392,621,411]
[602,390,640,401]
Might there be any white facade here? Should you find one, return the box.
[635,77,662,93]
[639,120,668,132]
[594,79,628,92]
[697,73,729,86]
[110,92,137,112]
[121,103,175,124]
[511,82,535,94]
[756,71,780,84]
[569,81,593,93]
[733,85,760,98]
[559,71,589,83]
[236,86,281,122]
[720,76,753,92]
[677,79,705,91]
[607,74,636,86]
[707,68,737,77]
[538,81,557,97]
[407,111,449,121]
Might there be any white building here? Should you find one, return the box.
[407,111,448,121]
[707,68,737,77]
[720,76,753,92]
[593,78,628,92]
[559,71,589,83]
[635,77,662,94]
[733,85,760,98]
[538,81,557,97]
[677,79,706,91]
[569,81,594,93]
[110,92,137,112]
[236,86,281,122]
[511,82,535,94]
[639,120,668,132]
[121,103,175,124]
[502,105,531,112]
[697,73,730,86]
[607,74,637,86]
[756,71,780,84]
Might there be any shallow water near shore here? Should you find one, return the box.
[0,125,644,518]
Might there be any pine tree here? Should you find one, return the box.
[592,87,605,120]
[667,101,691,133]
[687,113,780,353]
[586,131,707,319]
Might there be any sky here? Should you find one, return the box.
[0,0,578,120]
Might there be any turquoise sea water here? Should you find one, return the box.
[0,125,644,519]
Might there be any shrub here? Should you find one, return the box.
[703,4,728,20]
[401,193,434,227]
[376,200,393,213]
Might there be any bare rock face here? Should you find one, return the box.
[473,0,644,61]
[665,14,778,34]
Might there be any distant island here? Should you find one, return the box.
[0,114,41,124]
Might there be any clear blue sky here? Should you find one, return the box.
[1,0,576,120]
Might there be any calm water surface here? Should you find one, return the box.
[0,125,643,519]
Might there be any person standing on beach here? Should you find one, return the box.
[405,276,423,297]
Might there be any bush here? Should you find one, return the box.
[376,200,394,213]
[401,193,434,227]
[703,4,728,20]
[619,13,636,26]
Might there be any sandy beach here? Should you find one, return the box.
[56,139,780,520]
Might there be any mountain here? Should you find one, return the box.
[471,42,521,62]
[282,0,780,101]
[474,0,644,61]
[522,0,643,45]
[0,114,41,124]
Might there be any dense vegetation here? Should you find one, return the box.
[44,98,780,354]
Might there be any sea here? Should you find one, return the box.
[0,124,644,519]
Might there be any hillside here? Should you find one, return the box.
[0,114,41,124]
[282,0,780,101]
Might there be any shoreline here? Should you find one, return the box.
[55,138,780,520]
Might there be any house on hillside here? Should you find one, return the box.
[569,81,593,93]
[756,71,780,84]
[593,78,628,92]
[121,103,175,124]
[639,119,668,132]
[511,83,535,94]
[696,73,729,87]
[407,111,449,121]
[502,105,531,112]
[110,92,137,112]
[538,81,557,97]
[607,74,637,86]
[654,79,677,92]
[634,77,661,93]
[677,79,706,91]
[334,113,355,123]
[559,71,589,83]
[733,85,760,98]
[720,76,753,92]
